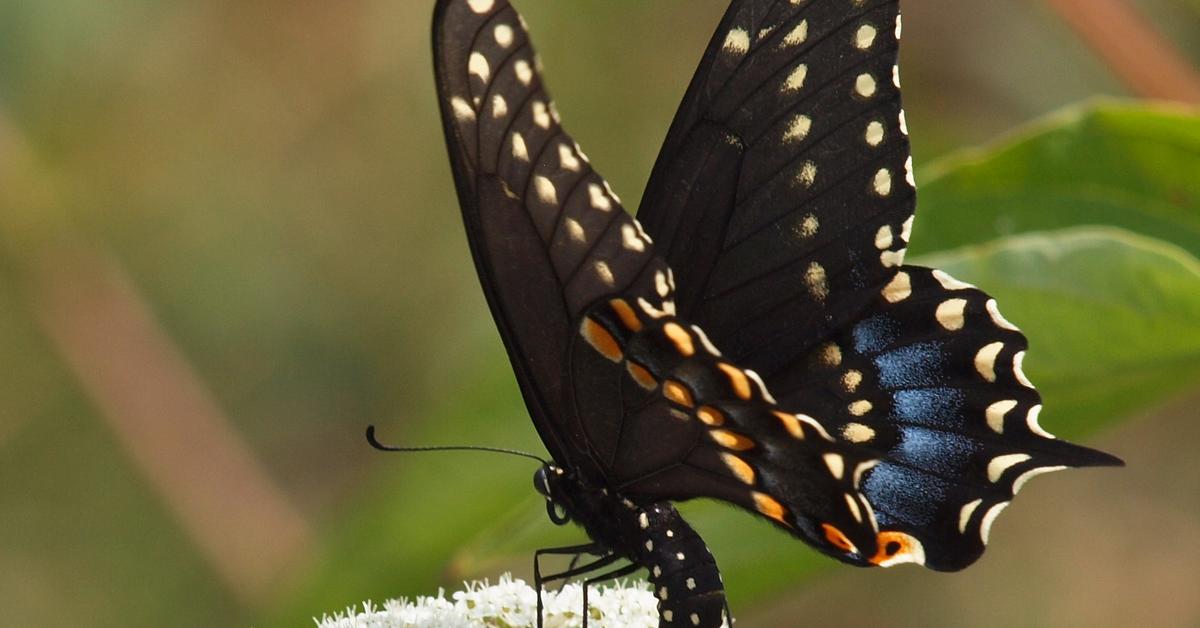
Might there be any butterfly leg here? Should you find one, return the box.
[580,562,641,628]
[533,542,605,628]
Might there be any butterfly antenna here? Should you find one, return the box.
[366,425,548,465]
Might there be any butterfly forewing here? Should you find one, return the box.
[638,0,914,374]
[435,0,655,472]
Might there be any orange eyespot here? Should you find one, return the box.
[822,523,858,554]
[870,530,926,567]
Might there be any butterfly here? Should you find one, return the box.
[431,1,1123,626]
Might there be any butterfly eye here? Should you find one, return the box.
[821,523,858,554]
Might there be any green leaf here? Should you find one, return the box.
[911,101,1200,257]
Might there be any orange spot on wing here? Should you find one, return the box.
[721,453,756,485]
[626,361,657,390]
[754,492,789,526]
[822,523,857,553]
[717,362,752,399]
[870,530,926,566]
[696,406,726,427]
[772,411,805,439]
[663,380,695,408]
[609,298,643,332]
[581,318,622,362]
[710,430,755,451]
[662,322,695,356]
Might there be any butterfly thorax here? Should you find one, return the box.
[535,464,728,627]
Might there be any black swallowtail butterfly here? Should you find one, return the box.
[431,1,1122,626]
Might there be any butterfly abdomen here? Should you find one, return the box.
[637,503,728,628]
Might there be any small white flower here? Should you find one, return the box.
[314,573,662,627]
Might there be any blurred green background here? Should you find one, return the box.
[2,1,1198,626]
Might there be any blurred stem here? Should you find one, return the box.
[0,109,312,605]
[1044,0,1200,103]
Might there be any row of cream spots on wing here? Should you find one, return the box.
[579,296,881,533]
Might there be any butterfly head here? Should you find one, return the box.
[533,464,572,525]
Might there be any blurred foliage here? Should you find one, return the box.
[0,1,1198,627]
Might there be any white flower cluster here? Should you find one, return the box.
[314,573,661,628]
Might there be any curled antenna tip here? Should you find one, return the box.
[363,425,549,465]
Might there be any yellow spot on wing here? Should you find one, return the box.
[609,299,642,332]
[822,523,857,553]
[936,298,968,331]
[663,380,695,408]
[841,422,875,443]
[821,343,842,367]
[754,492,788,525]
[581,318,622,362]
[626,361,657,390]
[717,363,752,399]
[848,400,873,416]
[710,430,755,451]
[773,411,804,438]
[882,271,911,303]
[663,322,695,357]
[721,453,756,485]
[697,406,726,427]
